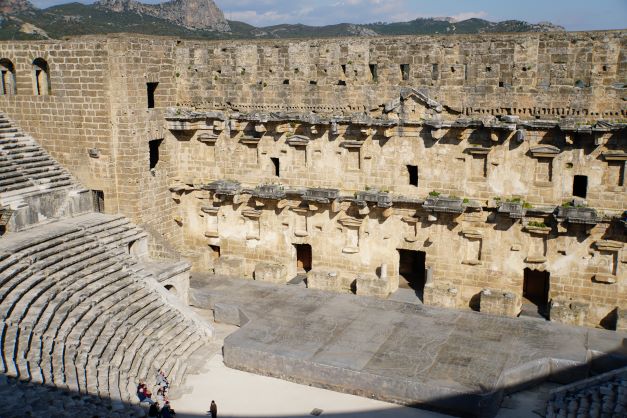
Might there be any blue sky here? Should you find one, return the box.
[31,0,627,30]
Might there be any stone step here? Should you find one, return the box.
[95,297,161,398]
[86,291,157,393]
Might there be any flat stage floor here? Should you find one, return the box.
[190,276,627,418]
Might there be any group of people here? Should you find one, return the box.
[137,370,177,418]
[136,370,218,418]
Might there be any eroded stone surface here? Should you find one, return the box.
[191,277,627,417]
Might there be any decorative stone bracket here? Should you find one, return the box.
[529,145,560,158]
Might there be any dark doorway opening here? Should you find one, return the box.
[294,244,312,273]
[271,157,280,177]
[92,190,104,213]
[147,82,158,108]
[149,139,162,170]
[573,175,588,198]
[398,249,426,300]
[210,245,221,258]
[369,64,378,82]
[400,64,410,81]
[407,165,418,187]
[522,268,550,318]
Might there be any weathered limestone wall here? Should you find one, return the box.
[174,182,625,327]
[168,120,625,210]
[0,36,182,255]
[175,31,626,119]
[0,32,624,329]
[105,38,182,252]
[0,39,113,198]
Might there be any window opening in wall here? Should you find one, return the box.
[400,64,410,81]
[608,161,625,187]
[337,80,346,86]
[309,80,317,85]
[0,59,16,95]
[283,79,290,85]
[92,190,105,213]
[341,64,347,75]
[294,244,312,273]
[431,64,439,81]
[147,82,158,108]
[149,139,163,170]
[210,245,221,259]
[471,154,487,178]
[397,249,426,301]
[0,71,7,95]
[499,81,505,88]
[407,165,418,186]
[522,268,550,319]
[347,148,360,170]
[535,158,553,183]
[271,157,280,177]
[369,64,378,82]
[573,175,588,198]
[32,58,50,96]
[574,80,586,88]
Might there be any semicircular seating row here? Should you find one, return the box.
[0,113,75,203]
[0,111,213,412]
[0,213,212,406]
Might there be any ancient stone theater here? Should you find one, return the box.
[0,29,625,416]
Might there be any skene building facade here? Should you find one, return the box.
[0,30,625,330]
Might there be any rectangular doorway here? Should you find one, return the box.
[92,190,104,213]
[573,175,588,198]
[523,268,550,318]
[210,245,220,259]
[294,244,312,273]
[398,249,426,300]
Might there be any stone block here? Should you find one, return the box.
[617,309,627,332]
[480,288,521,317]
[214,302,250,326]
[423,281,459,308]
[214,256,245,278]
[355,274,390,298]
[550,299,590,327]
[254,262,288,284]
[307,269,340,292]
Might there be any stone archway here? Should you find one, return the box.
[164,284,179,298]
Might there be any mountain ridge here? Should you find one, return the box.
[0,0,566,41]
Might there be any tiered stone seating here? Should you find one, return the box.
[0,112,74,203]
[0,212,212,407]
[545,367,627,417]
[0,374,145,417]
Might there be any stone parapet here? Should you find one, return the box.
[550,299,590,327]
[480,289,521,317]
[307,269,341,292]
[423,282,459,309]
[254,262,288,284]
[355,274,390,298]
[214,256,246,278]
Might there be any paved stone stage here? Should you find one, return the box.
[190,276,627,418]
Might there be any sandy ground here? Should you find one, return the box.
[172,320,448,418]
[174,353,450,418]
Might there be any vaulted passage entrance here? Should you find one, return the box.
[522,268,550,318]
[398,249,426,300]
[294,244,312,274]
